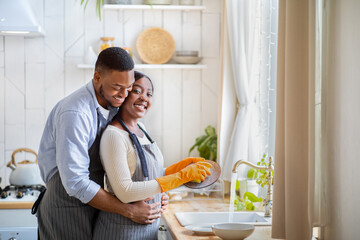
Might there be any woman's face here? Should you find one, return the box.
[121,76,153,119]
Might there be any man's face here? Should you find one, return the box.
[93,69,135,109]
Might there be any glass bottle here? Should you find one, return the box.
[122,47,133,58]
[100,37,115,52]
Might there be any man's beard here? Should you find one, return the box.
[99,85,113,108]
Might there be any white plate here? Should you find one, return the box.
[184,223,214,235]
[172,56,203,64]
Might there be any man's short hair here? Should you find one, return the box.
[95,47,134,74]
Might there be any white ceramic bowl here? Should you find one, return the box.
[175,50,199,57]
[211,223,255,240]
[172,56,202,64]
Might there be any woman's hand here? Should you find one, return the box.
[128,196,161,224]
[156,161,212,192]
[160,192,169,212]
[165,157,205,175]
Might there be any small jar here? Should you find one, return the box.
[100,37,115,52]
[122,47,133,58]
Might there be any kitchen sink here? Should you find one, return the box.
[174,211,272,226]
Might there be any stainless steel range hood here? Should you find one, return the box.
[0,0,45,37]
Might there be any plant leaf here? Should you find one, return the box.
[97,0,102,20]
[188,125,217,160]
[197,135,212,152]
[188,135,207,154]
[243,192,262,202]
[235,180,240,191]
[200,147,210,159]
[209,139,217,161]
[205,125,216,136]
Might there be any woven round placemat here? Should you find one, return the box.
[136,27,175,64]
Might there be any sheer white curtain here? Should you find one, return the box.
[220,0,260,180]
[220,0,277,180]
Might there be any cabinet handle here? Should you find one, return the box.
[159,225,167,231]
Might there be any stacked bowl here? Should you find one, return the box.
[172,51,202,64]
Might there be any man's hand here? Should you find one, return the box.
[160,192,169,213]
[127,196,161,224]
[88,188,162,225]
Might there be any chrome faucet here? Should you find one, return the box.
[232,157,273,217]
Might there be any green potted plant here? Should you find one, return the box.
[188,125,217,161]
[254,154,274,199]
[233,154,274,211]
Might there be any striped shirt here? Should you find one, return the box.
[38,80,118,203]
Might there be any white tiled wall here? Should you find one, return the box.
[0,0,222,187]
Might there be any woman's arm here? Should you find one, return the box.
[100,128,162,203]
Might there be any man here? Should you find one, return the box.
[35,47,165,239]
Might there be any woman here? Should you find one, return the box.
[93,71,211,239]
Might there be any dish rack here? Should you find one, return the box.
[167,179,224,202]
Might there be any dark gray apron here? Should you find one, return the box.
[35,111,108,240]
[93,119,164,240]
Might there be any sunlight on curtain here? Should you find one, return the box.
[220,0,278,181]
[310,0,328,231]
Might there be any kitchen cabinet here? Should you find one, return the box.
[0,201,38,239]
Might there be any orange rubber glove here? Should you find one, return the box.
[165,157,205,175]
[156,162,212,192]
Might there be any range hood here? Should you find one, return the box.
[0,0,45,37]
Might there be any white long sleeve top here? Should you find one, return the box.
[99,124,163,203]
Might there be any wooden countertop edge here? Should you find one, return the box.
[0,202,34,209]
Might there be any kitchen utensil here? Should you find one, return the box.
[6,148,43,186]
[136,27,175,64]
[184,160,221,189]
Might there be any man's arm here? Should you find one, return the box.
[88,188,161,224]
